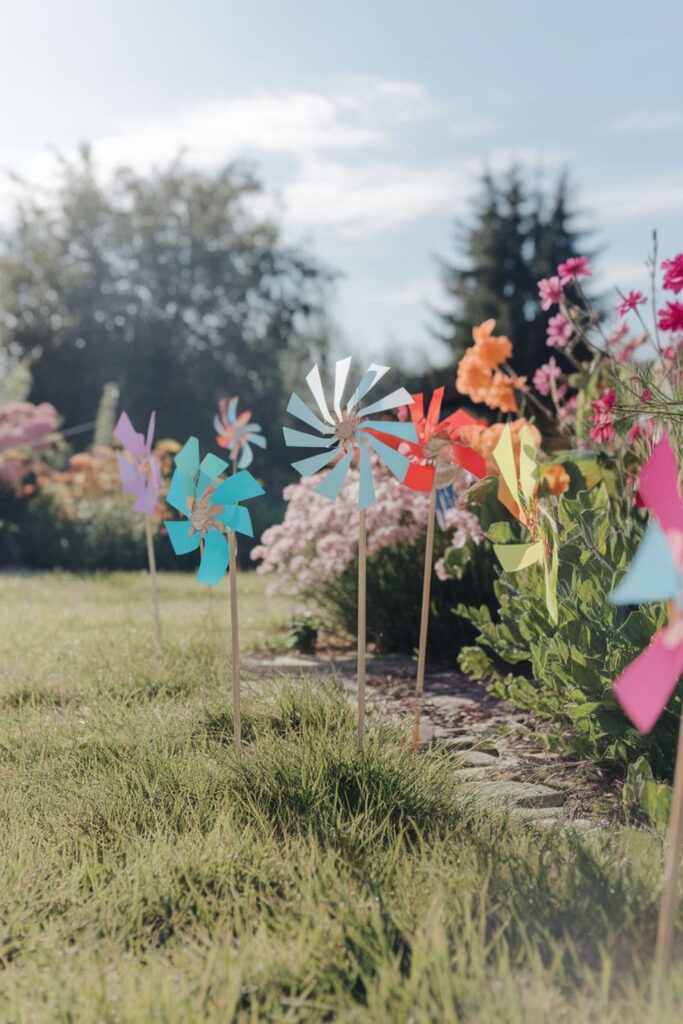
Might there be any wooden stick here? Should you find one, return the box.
[655,706,683,973]
[357,508,367,742]
[228,530,241,749]
[144,513,162,647]
[412,486,437,752]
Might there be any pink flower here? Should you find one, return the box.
[589,390,616,445]
[533,357,563,397]
[546,313,573,348]
[617,291,646,317]
[557,256,592,285]
[658,301,683,333]
[557,394,578,423]
[537,276,563,311]
[662,254,683,294]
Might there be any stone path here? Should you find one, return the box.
[244,650,620,829]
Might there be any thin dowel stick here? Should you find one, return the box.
[144,513,162,646]
[412,486,437,752]
[357,508,367,742]
[228,530,241,749]
[655,706,683,973]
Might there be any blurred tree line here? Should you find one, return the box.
[0,154,594,505]
[0,148,334,498]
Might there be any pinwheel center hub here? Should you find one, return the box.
[423,435,451,461]
[189,499,223,537]
[333,412,359,443]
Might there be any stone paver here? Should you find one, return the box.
[245,650,618,827]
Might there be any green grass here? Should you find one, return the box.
[0,572,682,1022]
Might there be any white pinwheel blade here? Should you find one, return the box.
[287,392,334,434]
[358,387,414,418]
[333,357,352,418]
[306,364,334,424]
[346,363,389,412]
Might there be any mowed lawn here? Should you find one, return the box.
[0,572,682,1022]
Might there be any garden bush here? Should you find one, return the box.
[457,480,681,781]
[253,460,498,658]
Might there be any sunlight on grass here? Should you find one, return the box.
[0,573,681,1022]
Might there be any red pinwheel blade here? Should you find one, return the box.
[425,387,444,431]
[613,628,683,734]
[452,442,487,480]
[404,461,435,491]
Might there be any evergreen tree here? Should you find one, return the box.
[434,167,596,382]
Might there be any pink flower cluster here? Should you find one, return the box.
[0,401,58,486]
[589,390,616,445]
[537,256,593,350]
[251,458,482,595]
[658,253,683,335]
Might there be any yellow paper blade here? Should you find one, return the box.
[493,540,544,572]
[492,424,520,513]
[519,424,539,501]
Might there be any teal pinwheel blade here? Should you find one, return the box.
[292,445,343,477]
[200,452,229,480]
[363,431,411,482]
[315,450,354,501]
[283,427,336,448]
[361,420,417,441]
[166,469,194,513]
[610,519,682,606]
[287,392,334,435]
[346,364,389,411]
[358,443,376,510]
[197,531,230,585]
[213,470,265,505]
[175,437,200,474]
[165,519,201,555]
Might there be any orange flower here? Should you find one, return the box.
[455,349,493,404]
[471,319,512,369]
[542,464,570,497]
[459,418,542,476]
[455,320,523,412]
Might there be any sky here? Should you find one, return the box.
[1,0,681,367]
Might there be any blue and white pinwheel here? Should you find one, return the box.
[164,437,264,585]
[283,358,418,508]
[214,396,267,470]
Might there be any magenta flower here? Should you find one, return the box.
[546,312,573,348]
[537,276,563,311]
[662,254,683,294]
[589,390,616,445]
[617,291,646,317]
[532,357,563,397]
[557,256,592,285]
[658,301,683,333]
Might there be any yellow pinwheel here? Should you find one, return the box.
[491,423,558,624]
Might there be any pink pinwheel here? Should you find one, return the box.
[609,435,683,734]
[113,411,161,516]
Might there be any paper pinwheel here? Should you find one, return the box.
[491,423,558,624]
[214,397,267,470]
[387,388,487,492]
[283,358,418,508]
[609,435,683,734]
[164,437,264,585]
[113,411,161,515]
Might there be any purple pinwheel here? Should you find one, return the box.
[113,411,161,516]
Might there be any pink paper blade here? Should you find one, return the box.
[613,629,683,734]
[638,434,683,536]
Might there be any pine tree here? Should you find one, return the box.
[434,167,596,382]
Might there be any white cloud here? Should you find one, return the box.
[586,178,683,223]
[368,278,443,307]
[280,157,472,238]
[609,110,683,134]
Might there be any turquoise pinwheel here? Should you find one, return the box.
[164,437,264,585]
[283,358,418,508]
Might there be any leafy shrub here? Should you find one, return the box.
[457,481,681,779]
[253,460,498,658]
[316,528,497,657]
